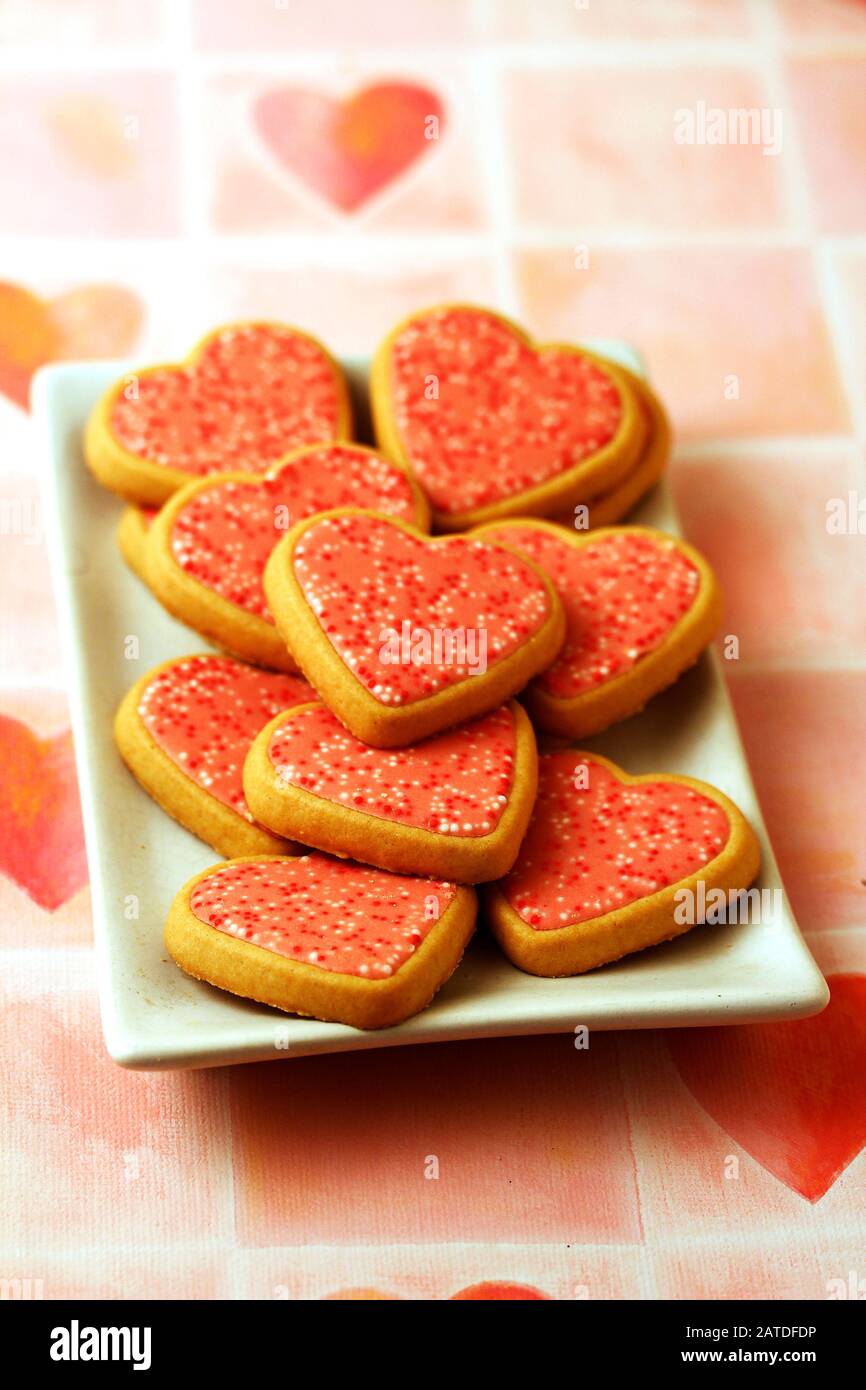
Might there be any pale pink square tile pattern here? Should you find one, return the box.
[827,248,866,435]
[491,0,754,41]
[193,0,480,50]
[0,72,181,237]
[0,0,864,1301]
[786,55,866,233]
[197,256,500,355]
[229,1036,641,1247]
[515,246,851,440]
[506,67,788,233]
[776,0,866,41]
[673,445,866,667]
[0,0,166,47]
[727,672,866,933]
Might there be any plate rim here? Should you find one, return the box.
[30,352,830,1070]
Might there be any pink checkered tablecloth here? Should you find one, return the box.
[1,0,864,1301]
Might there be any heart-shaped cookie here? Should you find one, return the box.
[550,366,671,529]
[474,522,721,737]
[371,304,647,530]
[486,750,760,977]
[114,654,314,857]
[243,699,537,883]
[165,853,477,1029]
[146,443,430,672]
[117,504,157,583]
[85,320,351,506]
[263,508,566,747]
[253,82,445,214]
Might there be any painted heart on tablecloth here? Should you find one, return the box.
[0,715,88,910]
[668,974,866,1202]
[0,280,141,410]
[373,305,641,525]
[252,82,445,213]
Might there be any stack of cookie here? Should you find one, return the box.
[86,306,760,1031]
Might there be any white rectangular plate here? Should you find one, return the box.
[33,346,828,1069]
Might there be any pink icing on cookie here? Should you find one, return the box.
[291,513,552,705]
[388,307,623,515]
[110,323,342,477]
[268,703,516,836]
[190,855,456,978]
[138,656,312,821]
[483,527,700,698]
[170,445,419,621]
[502,752,729,930]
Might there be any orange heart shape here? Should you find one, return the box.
[0,280,141,410]
[0,714,88,911]
[451,1282,550,1301]
[253,82,445,213]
